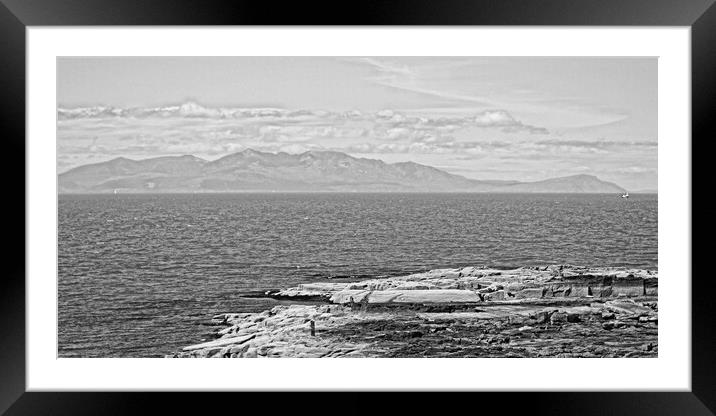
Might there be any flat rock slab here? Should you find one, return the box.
[603,299,654,316]
[330,289,482,305]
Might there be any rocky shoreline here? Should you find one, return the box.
[169,265,658,358]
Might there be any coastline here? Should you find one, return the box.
[170,265,658,358]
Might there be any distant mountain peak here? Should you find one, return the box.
[563,174,598,179]
[107,156,135,165]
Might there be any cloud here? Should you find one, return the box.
[57,103,549,164]
[64,102,666,176]
[613,166,657,174]
[57,102,545,133]
[351,57,499,107]
[344,140,513,156]
[535,139,657,149]
[358,57,416,77]
[374,81,496,106]
[63,103,657,174]
[342,135,657,162]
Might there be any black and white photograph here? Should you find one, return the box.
[57,56,658,359]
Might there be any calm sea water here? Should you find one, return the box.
[58,193,657,357]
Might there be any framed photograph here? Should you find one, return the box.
[4,0,712,413]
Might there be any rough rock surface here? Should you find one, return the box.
[172,305,374,358]
[170,265,657,358]
[270,265,657,303]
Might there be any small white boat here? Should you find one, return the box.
[621,192,629,198]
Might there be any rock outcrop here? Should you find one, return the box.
[270,265,657,305]
[170,265,657,358]
[172,305,373,358]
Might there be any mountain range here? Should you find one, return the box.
[58,149,626,194]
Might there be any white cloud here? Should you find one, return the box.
[359,57,416,77]
[613,166,657,174]
[59,102,660,179]
[58,102,551,168]
[58,102,547,134]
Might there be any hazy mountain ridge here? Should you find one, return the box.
[58,149,626,193]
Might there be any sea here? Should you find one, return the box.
[58,193,657,357]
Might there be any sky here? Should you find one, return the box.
[57,57,657,190]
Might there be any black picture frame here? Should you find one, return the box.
[2,0,712,414]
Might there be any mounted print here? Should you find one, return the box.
[57,56,658,359]
[0,0,708,409]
